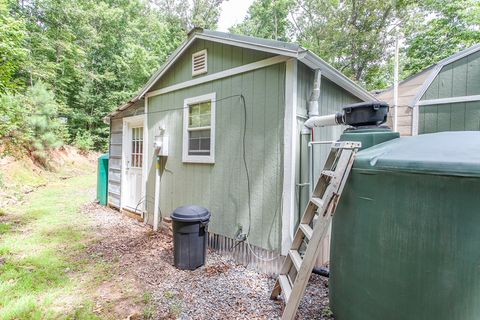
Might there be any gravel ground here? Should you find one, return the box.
[83,203,333,319]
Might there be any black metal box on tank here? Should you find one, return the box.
[170,205,211,270]
[329,131,480,320]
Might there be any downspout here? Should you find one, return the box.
[305,69,321,197]
[308,69,322,117]
[153,152,160,231]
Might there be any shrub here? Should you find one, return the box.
[0,93,32,156]
[74,130,94,152]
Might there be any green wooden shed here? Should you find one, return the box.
[377,44,480,136]
[104,28,375,272]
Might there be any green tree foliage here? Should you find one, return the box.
[0,0,223,156]
[403,0,480,76]
[26,83,66,163]
[0,83,65,161]
[156,0,224,30]
[293,0,410,89]
[73,130,95,152]
[229,0,294,41]
[0,0,27,93]
[0,93,32,152]
[235,0,478,90]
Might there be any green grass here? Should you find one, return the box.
[0,223,11,234]
[0,173,100,319]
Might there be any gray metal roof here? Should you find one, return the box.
[200,29,302,52]
[106,28,376,119]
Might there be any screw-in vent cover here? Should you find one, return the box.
[192,49,207,76]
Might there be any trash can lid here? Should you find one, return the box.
[170,205,211,222]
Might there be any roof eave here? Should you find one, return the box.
[300,51,377,102]
[105,29,377,118]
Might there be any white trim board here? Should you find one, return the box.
[182,92,216,164]
[195,34,299,58]
[417,95,480,106]
[143,98,148,214]
[146,55,289,98]
[281,58,297,256]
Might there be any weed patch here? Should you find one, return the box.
[0,223,11,234]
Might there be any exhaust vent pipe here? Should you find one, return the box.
[304,101,389,129]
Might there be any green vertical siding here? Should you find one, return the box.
[418,101,480,134]
[419,50,480,133]
[294,63,361,227]
[422,50,480,100]
[150,39,275,91]
[145,63,285,251]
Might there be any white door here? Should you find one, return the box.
[123,122,144,212]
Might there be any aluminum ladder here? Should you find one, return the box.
[270,140,361,319]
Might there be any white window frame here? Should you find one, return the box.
[192,49,208,76]
[182,92,216,163]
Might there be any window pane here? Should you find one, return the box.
[200,114,210,126]
[189,136,200,151]
[188,129,211,156]
[190,104,201,115]
[200,136,211,151]
[189,102,211,128]
[189,114,201,127]
[199,102,211,114]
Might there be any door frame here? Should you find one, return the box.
[121,115,146,214]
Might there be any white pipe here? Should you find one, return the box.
[308,141,336,196]
[393,32,399,132]
[153,154,160,232]
[304,113,343,128]
[308,69,322,117]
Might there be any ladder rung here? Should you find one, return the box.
[299,223,313,240]
[271,141,359,319]
[278,274,292,302]
[321,170,335,178]
[311,197,324,208]
[289,250,303,271]
[331,141,362,149]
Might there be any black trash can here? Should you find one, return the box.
[170,205,211,270]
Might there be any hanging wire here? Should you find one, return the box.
[118,93,283,262]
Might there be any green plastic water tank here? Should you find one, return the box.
[340,127,399,150]
[97,153,109,206]
[330,131,480,320]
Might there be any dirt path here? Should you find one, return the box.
[82,203,333,319]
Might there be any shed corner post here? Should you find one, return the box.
[143,97,149,217]
[412,103,419,136]
[281,58,298,256]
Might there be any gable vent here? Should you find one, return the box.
[192,49,207,76]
